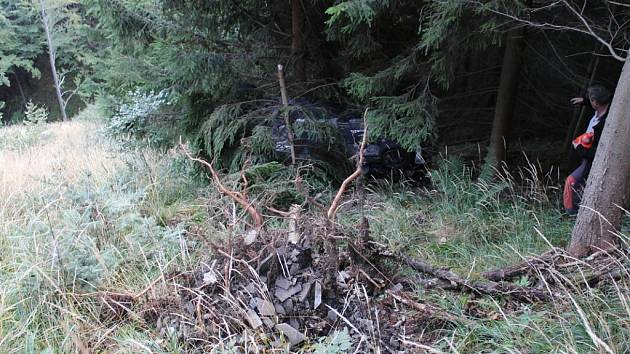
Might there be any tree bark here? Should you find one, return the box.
[568,53,630,257]
[488,27,524,166]
[291,0,306,82]
[39,0,68,122]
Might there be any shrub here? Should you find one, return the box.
[23,100,48,126]
[107,89,174,145]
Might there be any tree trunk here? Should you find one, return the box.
[568,53,630,257]
[291,0,306,82]
[277,64,296,164]
[488,27,524,166]
[13,72,28,107]
[39,0,68,122]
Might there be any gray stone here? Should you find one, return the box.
[275,277,292,290]
[244,229,258,245]
[298,281,312,302]
[275,284,302,302]
[244,282,257,294]
[274,303,286,315]
[202,269,218,285]
[262,318,275,328]
[290,263,302,275]
[245,309,263,329]
[314,281,322,309]
[289,318,300,331]
[276,323,307,346]
[327,309,338,322]
[256,298,276,317]
[282,298,294,313]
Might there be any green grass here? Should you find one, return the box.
[337,158,629,353]
[0,108,221,352]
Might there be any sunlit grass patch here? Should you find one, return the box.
[0,117,215,352]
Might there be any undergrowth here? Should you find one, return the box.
[338,157,629,353]
[0,104,628,352]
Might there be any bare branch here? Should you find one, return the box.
[561,0,626,61]
[327,108,369,221]
[470,0,628,62]
[180,141,264,229]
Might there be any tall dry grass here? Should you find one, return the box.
[0,119,206,353]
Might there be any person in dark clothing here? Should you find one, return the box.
[564,84,611,215]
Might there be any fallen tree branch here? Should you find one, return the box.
[180,141,264,229]
[483,249,564,282]
[327,108,369,221]
[402,255,550,302]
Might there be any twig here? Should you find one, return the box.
[387,290,473,326]
[295,174,325,209]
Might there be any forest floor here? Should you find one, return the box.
[0,112,629,353]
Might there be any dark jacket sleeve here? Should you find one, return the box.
[575,112,607,160]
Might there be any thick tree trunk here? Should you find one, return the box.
[568,53,630,257]
[291,0,306,82]
[39,0,68,122]
[488,27,524,165]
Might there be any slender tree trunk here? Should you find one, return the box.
[568,53,630,257]
[291,0,306,82]
[488,27,524,166]
[39,0,68,122]
[13,72,27,107]
[277,65,296,165]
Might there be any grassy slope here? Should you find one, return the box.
[0,113,213,353]
[0,109,628,353]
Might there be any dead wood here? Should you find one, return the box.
[483,247,629,290]
[277,64,296,164]
[327,108,369,221]
[386,290,473,326]
[402,255,549,302]
[180,142,264,229]
[482,249,564,282]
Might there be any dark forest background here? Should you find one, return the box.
[1,1,627,172]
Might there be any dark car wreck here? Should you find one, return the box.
[271,102,427,177]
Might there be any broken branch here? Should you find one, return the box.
[327,108,369,221]
[180,141,263,229]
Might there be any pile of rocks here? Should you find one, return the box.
[141,231,441,351]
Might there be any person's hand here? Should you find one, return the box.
[570,97,584,105]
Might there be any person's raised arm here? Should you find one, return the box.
[570,97,585,105]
